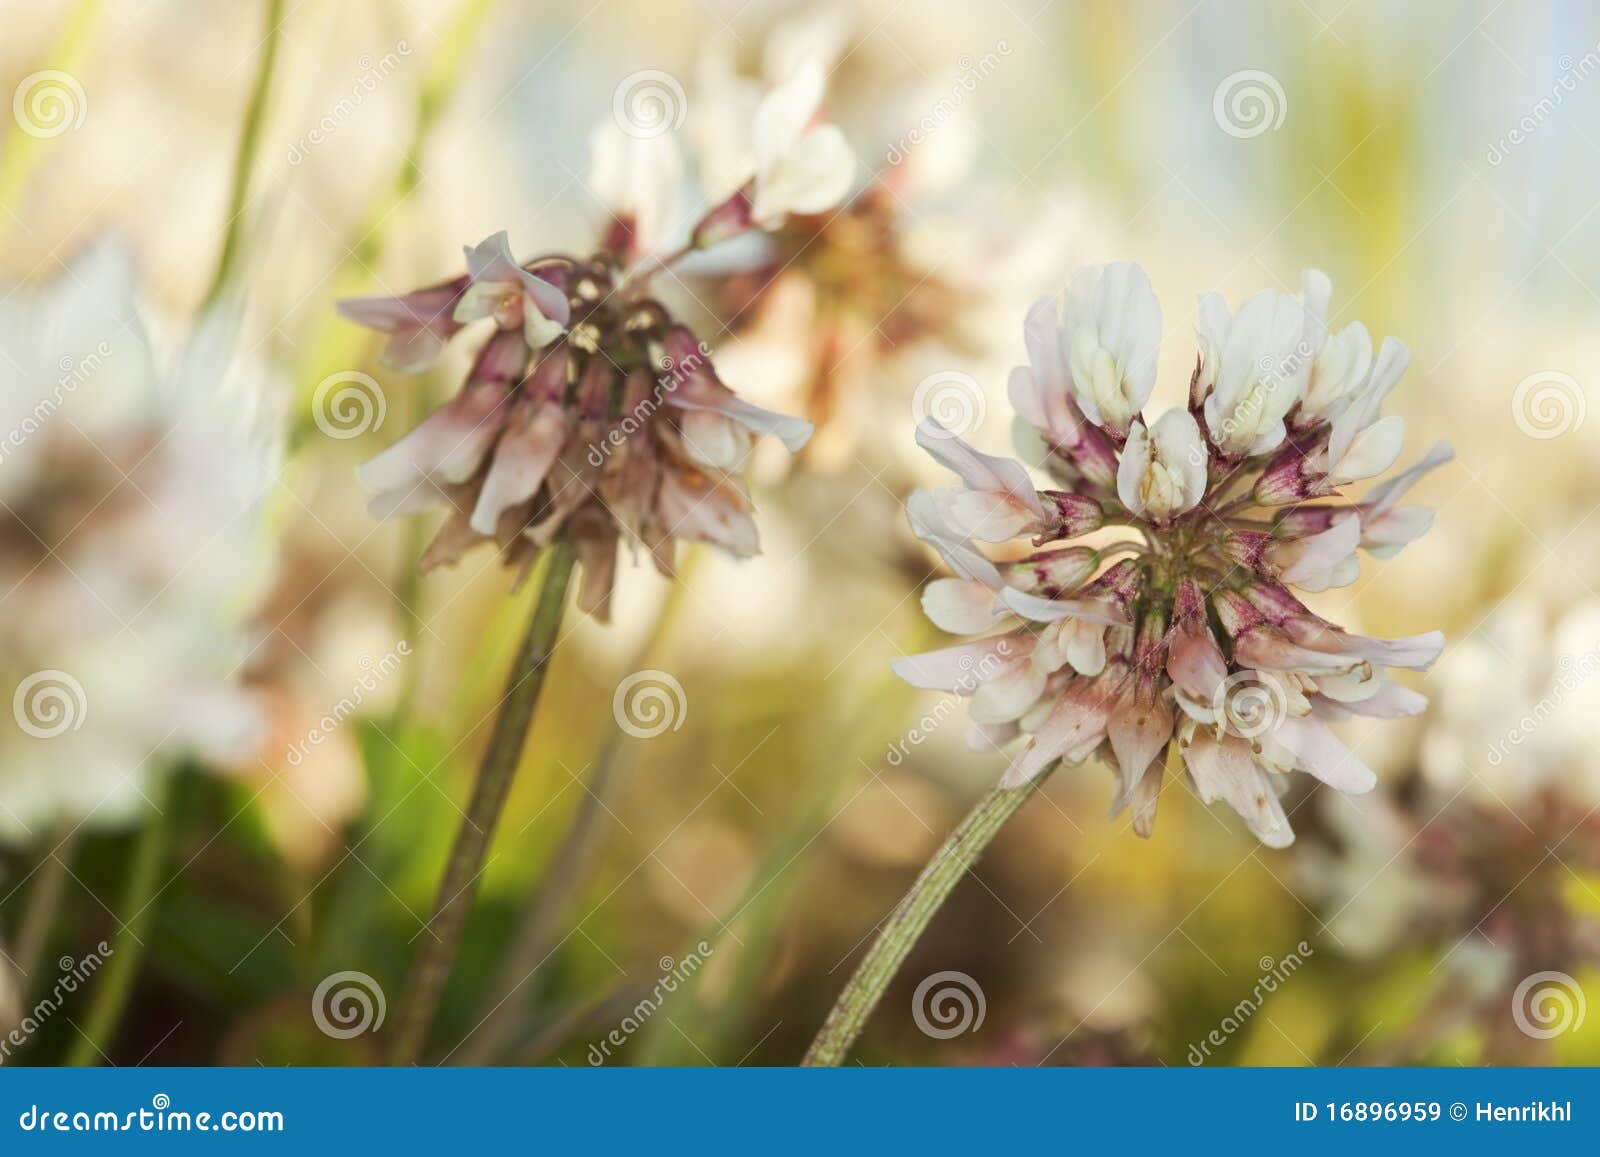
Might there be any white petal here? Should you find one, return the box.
[922,578,1005,634]
[753,124,854,223]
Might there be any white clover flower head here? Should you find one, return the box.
[896,261,1452,848]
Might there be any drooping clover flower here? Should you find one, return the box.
[339,65,853,620]
[893,262,1452,847]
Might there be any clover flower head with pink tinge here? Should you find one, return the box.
[339,65,854,620]
[895,262,1453,847]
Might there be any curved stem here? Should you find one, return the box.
[202,0,285,309]
[801,770,1052,1066]
[64,789,172,1067]
[387,541,575,1065]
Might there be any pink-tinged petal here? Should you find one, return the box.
[998,587,1129,628]
[1314,680,1427,719]
[1166,626,1227,702]
[1328,414,1404,485]
[670,392,813,453]
[468,407,567,535]
[1108,696,1174,795]
[657,471,760,558]
[916,419,1046,517]
[1361,506,1435,559]
[1232,629,1362,675]
[934,486,1038,542]
[337,280,466,371]
[906,490,1003,586]
[1269,513,1361,586]
[516,269,572,328]
[1004,547,1099,598]
[891,634,1031,692]
[1181,731,1294,848]
[970,660,1049,725]
[1007,365,1047,428]
[678,408,754,471]
[752,123,855,223]
[464,231,525,285]
[922,577,1005,634]
[357,381,508,494]
[1267,715,1377,793]
[366,481,450,519]
[1330,629,1444,671]
[1363,440,1453,518]
[1001,689,1110,788]
[1023,294,1067,392]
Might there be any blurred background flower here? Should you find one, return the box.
[1,0,1598,1067]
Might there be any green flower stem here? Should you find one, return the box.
[64,789,172,1066]
[801,770,1052,1067]
[388,541,575,1065]
[201,0,285,309]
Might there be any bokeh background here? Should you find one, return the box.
[2,0,1599,1066]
